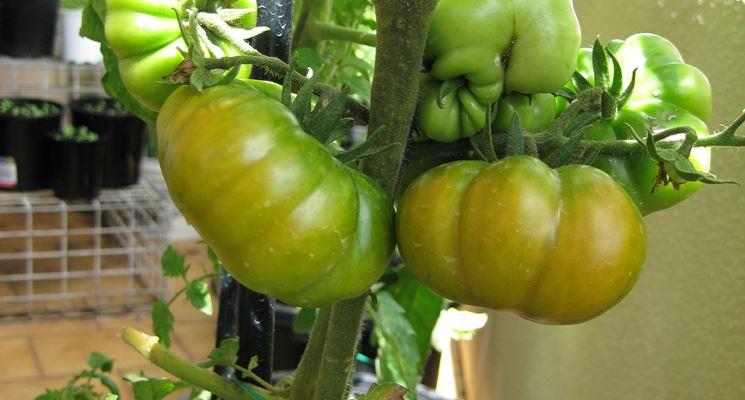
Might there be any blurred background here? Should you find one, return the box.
[456,1,745,399]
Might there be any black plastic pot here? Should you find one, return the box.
[50,136,106,200]
[0,0,59,58]
[0,98,62,191]
[69,97,146,188]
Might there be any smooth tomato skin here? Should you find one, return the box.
[396,156,647,324]
[157,83,395,308]
[105,0,256,111]
[415,0,580,142]
[493,92,557,133]
[570,33,713,214]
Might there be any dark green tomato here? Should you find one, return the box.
[414,0,580,142]
[156,83,395,308]
[574,33,713,214]
[493,93,557,133]
[105,0,256,111]
[396,156,647,324]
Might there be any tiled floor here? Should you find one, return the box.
[0,241,218,400]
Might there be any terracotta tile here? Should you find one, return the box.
[31,327,146,376]
[0,336,41,380]
[0,318,99,340]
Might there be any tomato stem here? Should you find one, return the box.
[308,21,377,47]
[288,307,331,400]
[121,327,284,400]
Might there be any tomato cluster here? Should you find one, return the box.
[102,0,714,323]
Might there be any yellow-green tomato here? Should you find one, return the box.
[157,83,395,308]
[396,156,647,324]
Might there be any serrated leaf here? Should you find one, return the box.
[291,75,320,124]
[369,292,421,400]
[87,352,114,372]
[305,87,351,144]
[383,268,443,361]
[152,300,175,348]
[357,383,408,400]
[200,337,240,368]
[160,246,188,278]
[292,308,317,334]
[186,281,213,316]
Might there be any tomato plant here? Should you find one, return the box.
[413,0,581,142]
[105,0,257,111]
[396,156,647,324]
[156,82,395,308]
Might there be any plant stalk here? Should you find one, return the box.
[121,326,284,400]
[288,307,331,400]
[308,21,377,47]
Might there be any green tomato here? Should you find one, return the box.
[578,33,713,214]
[105,0,257,111]
[156,83,395,308]
[396,156,647,324]
[493,92,557,133]
[414,0,580,142]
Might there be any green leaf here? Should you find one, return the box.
[200,337,240,368]
[292,308,317,334]
[99,375,121,397]
[80,0,106,43]
[617,68,637,109]
[102,394,119,400]
[304,87,352,145]
[572,71,592,93]
[295,47,326,74]
[186,281,213,316]
[383,268,443,362]
[34,390,65,400]
[232,377,265,400]
[357,383,408,400]
[291,75,321,124]
[125,373,184,400]
[161,246,188,278]
[152,300,175,348]
[207,246,222,274]
[608,49,624,98]
[87,352,114,373]
[368,292,422,400]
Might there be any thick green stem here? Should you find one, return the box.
[308,21,377,47]
[288,307,331,400]
[313,295,368,400]
[121,327,284,400]
[360,0,439,196]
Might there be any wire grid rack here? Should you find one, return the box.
[0,58,174,321]
[0,161,172,321]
